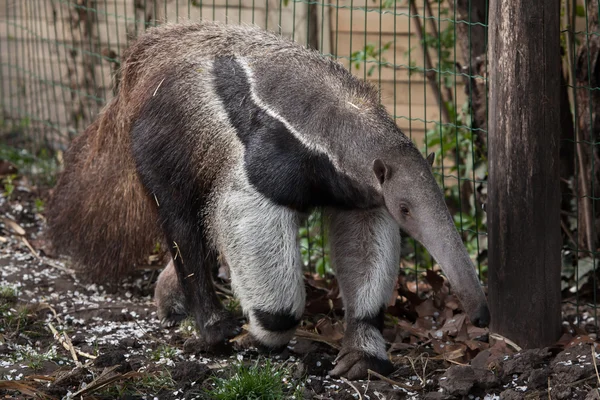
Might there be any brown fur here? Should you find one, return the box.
[45,36,171,282]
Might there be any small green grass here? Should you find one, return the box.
[34,197,45,213]
[2,174,16,199]
[9,345,63,371]
[0,293,47,339]
[0,144,60,187]
[97,369,175,398]
[224,298,241,314]
[150,343,179,362]
[209,359,293,400]
[0,285,18,303]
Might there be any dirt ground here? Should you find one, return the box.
[1,177,600,399]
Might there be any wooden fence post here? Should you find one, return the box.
[487,0,562,348]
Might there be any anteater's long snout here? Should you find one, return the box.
[417,219,490,330]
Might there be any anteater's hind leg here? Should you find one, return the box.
[130,94,239,344]
[155,259,187,327]
[152,199,239,345]
[326,207,400,379]
[213,170,306,351]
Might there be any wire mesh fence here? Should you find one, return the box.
[0,0,598,329]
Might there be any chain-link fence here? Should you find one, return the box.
[1,0,598,329]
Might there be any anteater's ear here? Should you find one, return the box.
[373,159,390,185]
[427,152,435,167]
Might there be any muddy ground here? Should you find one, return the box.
[1,178,600,399]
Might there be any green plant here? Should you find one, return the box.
[209,359,290,400]
[0,145,60,187]
[2,174,16,199]
[96,370,175,398]
[34,198,45,213]
[299,210,331,276]
[0,285,18,303]
[149,344,178,362]
[225,298,241,314]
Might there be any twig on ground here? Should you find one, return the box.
[47,322,96,360]
[70,365,124,397]
[405,353,428,387]
[1,217,26,235]
[293,329,342,350]
[367,369,424,391]
[0,381,47,398]
[21,237,40,260]
[490,333,522,352]
[63,330,80,366]
[340,377,362,400]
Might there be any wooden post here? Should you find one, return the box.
[487,0,562,348]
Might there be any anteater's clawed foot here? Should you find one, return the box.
[201,312,241,346]
[159,313,187,328]
[329,348,394,380]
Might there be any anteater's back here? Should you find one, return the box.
[46,21,393,282]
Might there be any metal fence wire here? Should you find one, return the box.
[0,0,598,330]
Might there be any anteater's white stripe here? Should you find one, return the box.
[238,58,343,172]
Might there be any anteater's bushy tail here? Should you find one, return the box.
[46,22,220,282]
[46,95,163,283]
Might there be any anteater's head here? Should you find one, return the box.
[373,145,490,328]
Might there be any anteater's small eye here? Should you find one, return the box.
[400,205,410,216]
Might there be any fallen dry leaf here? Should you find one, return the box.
[425,269,445,293]
[315,318,344,342]
[396,319,430,340]
[440,313,467,337]
[415,298,439,318]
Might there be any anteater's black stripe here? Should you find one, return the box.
[212,56,376,212]
[253,309,301,332]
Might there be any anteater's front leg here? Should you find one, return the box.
[213,174,306,351]
[327,207,401,379]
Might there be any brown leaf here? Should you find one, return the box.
[444,294,461,310]
[464,339,488,351]
[398,288,424,308]
[306,274,332,290]
[425,269,445,292]
[397,319,430,340]
[466,325,488,339]
[441,313,467,337]
[488,337,512,357]
[556,333,574,348]
[455,317,469,340]
[441,306,454,322]
[414,315,435,332]
[415,298,438,318]
[315,318,344,342]
[432,340,467,360]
